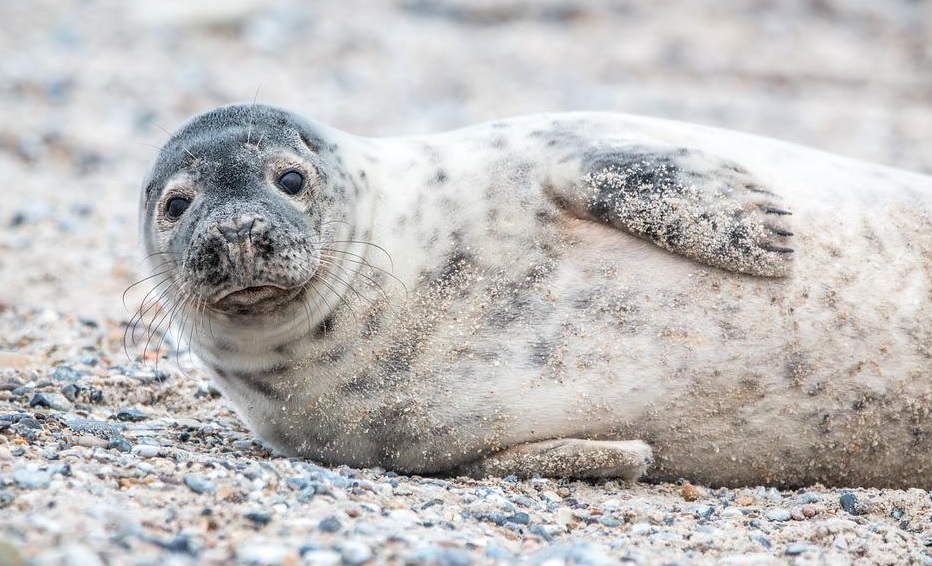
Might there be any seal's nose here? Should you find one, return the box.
[217,217,257,243]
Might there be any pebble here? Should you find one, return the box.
[408,544,473,566]
[839,492,859,515]
[131,445,160,458]
[114,408,149,422]
[300,549,342,566]
[12,466,54,489]
[107,437,132,452]
[766,508,792,522]
[183,475,216,494]
[0,490,14,509]
[507,511,531,525]
[51,366,86,382]
[244,511,272,527]
[721,507,745,520]
[785,544,812,556]
[236,543,296,565]
[76,435,108,449]
[554,507,576,527]
[318,516,343,533]
[60,383,80,402]
[681,482,705,501]
[29,391,71,411]
[339,541,374,566]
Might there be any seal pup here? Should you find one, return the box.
[138,103,932,488]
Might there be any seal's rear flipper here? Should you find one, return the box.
[459,439,653,480]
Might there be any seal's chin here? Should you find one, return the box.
[212,285,303,315]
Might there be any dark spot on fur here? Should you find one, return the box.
[433,169,448,185]
[315,314,336,337]
[488,291,532,327]
[432,250,472,293]
[529,337,555,366]
[361,310,383,338]
[381,340,418,374]
[220,367,287,403]
[785,351,813,385]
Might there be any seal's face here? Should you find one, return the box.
[141,105,336,318]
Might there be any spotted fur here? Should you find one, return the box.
[139,103,932,488]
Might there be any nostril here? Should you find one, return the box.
[218,217,258,243]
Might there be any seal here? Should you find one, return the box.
[138,103,932,488]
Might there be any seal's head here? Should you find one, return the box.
[140,103,339,320]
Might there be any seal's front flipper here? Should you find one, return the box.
[459,439,653,480]
[551,145,794,277]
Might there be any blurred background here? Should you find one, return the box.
[1,0,930,320]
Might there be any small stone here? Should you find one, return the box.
[475,512,508,526]
[630,522,653,535]
[245,511,272,527]
[318,516,342,533]
[554,507,576,527]
[507,512,531,525]
[735,494,755,506]
[11,386,33,398]
[408,544,473,566]
[753,535,772,549]
[30,392,71,411]
[115,408,149,422]
[800,504,818,518]
[600,498,621,510]
[28,392,51,408]
[528,524,554,542]
[0,446,12,461]
[183,475,216,494]
[681,482,705,501]
[76,435,109,449]
[839,492,859,515]
[540,490,562,503]
[300,549,341,566]
[693,505,715,520]
[785,544,810,556]
[51,366,86,382]
[61,383,81,401]
[132,445,160,458]
[237,543,294,565]
[339,541,374,566]
[12,466,53,489]
[107,437,132,452]
[721,507,744,519]
[386,508,419,525]
[599,517,620,527]
[766,508,792,522]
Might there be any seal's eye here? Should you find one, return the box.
[277,170,305,195]
[165,196,191,220]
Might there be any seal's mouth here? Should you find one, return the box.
[212,285,302,314]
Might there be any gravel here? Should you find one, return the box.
[2,0,932,564]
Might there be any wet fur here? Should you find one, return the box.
[138,104,932,488]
